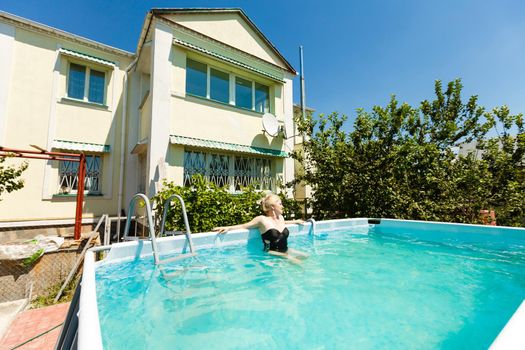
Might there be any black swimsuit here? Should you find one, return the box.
[261,228,289,253]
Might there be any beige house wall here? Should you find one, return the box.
[161,12,285,69]
[0,22,132,222]
[140,18,292,194]
[0,9,298,226]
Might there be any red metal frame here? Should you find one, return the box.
[0,146,86,240]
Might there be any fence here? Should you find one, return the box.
[0,216,111,304]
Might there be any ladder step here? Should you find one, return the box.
[158,252,197,264]
[159,270,184,279]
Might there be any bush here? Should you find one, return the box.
[293,79,525,227]
[151,175,302,233]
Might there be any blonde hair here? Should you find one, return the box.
[261,193,280,214]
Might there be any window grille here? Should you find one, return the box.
[183,150,274,191]
[59,155,101,194]
[183,151,206,187]
[208,154,230,188]
[234,156,271,190]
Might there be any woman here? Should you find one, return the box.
[213,194,308,263]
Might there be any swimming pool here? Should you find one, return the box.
[80,219,525,349]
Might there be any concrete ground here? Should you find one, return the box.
[0,302,69,350]
[0,299,27,341]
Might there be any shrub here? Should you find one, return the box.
[151,175,302,233]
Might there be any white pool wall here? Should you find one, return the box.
[78,250,102,350]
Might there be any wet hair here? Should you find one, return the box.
[261,193,280,214]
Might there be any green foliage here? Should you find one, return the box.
[294,79,525,227]
[22,249,44,267]
[151,175,302,233]
[0,155,28,200]
[32,277,79,308]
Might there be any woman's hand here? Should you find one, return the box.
[212,226,229,234]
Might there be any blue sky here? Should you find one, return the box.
[3,0,525,129]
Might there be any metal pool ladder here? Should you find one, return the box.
[159,194,197,261]
[307,218,316,236]
[122,193,196,265]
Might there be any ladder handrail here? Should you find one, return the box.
[159,194,195,254]
[306,218,316,236]
[123,193,160,264]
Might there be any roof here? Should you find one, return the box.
[138,8,296,75]
[170,135,288,157]
[0,11,134,59]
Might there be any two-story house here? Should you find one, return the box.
[0,8,298,231]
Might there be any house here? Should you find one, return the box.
[0,8,299,232]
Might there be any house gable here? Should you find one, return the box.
[157,10,294,74]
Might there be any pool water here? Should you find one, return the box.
[96,226,525,349]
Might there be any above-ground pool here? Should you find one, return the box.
[81,219,525,349]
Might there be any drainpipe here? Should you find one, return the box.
[116,57,138,239]
[299,45,306,143]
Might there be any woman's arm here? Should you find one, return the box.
[213,216,263,234]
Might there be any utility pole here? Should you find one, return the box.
[299,45,306,132]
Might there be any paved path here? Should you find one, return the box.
[0,302,70,350]
[0,300,27,341]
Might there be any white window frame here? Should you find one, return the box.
[208,66,230,104]
[186,58,271,113]
[66,61,108,105]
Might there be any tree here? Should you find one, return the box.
[293,79,525,227]
[0,156,28,200]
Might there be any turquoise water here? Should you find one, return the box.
[96,226,525,349]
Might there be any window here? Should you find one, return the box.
[186,59,207,97]
[67,62,106,104]
[235,77,253,110]
[185,58,271,113]
[58,155,102,194]
[184,150,274,191]
[255,83,269,113]
[88,70,105,104]
[210,68,229,103]
[67,63,85,100]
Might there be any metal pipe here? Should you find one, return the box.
[0,154,80,162]
[0,147,81,157]
[299,45,306,141]
[306,218,316,236]
[123,193,159,264]
[74,153,86,240]
[159,194,195,253]
[89,244,113,253]
[116,57,139,239]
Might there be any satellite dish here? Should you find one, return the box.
[262,113,279,137]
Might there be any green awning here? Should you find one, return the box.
[59,48,116,67]
[53,140,110,153]
[173,38,284,82]
[170,135,287,157]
